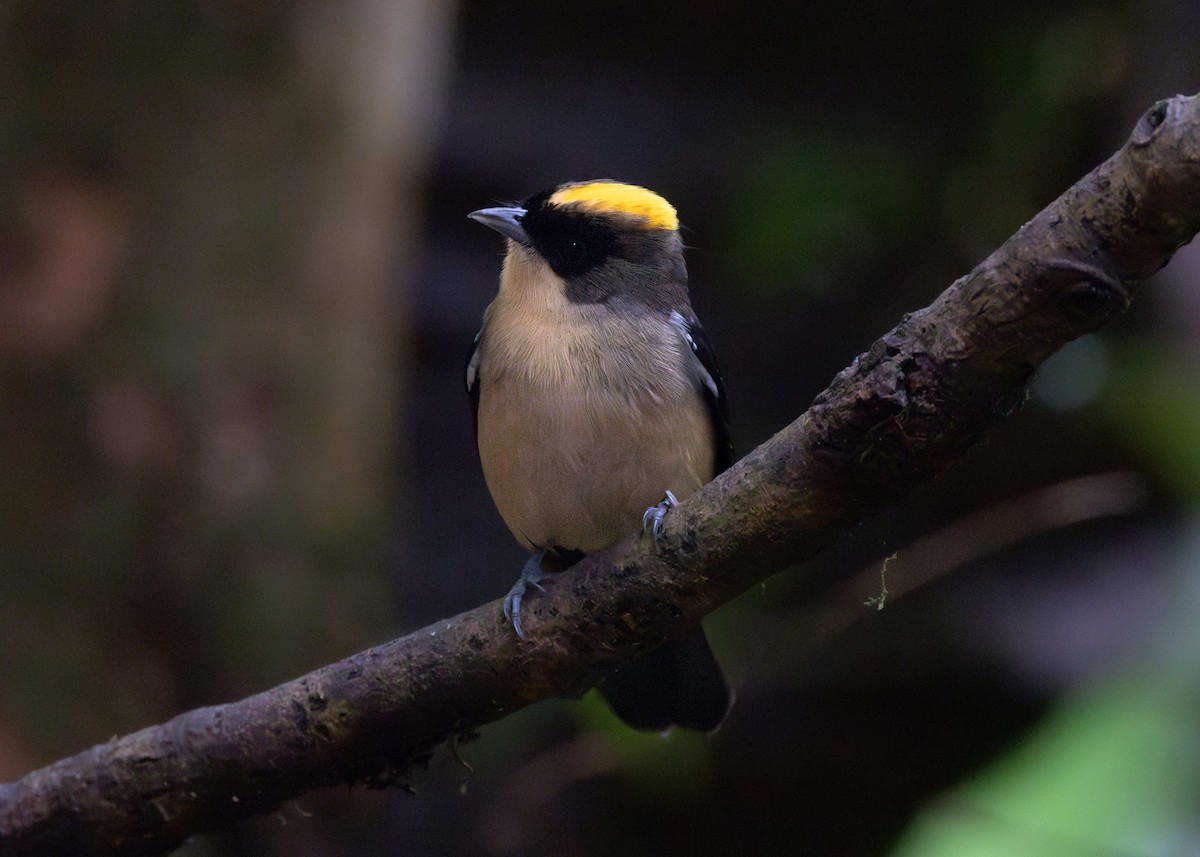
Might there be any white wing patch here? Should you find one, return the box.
[668,310,720,400]
[466,329,483,391]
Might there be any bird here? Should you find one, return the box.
[466,179,732,732]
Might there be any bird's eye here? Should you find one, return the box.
[564,239,587,265]
[531,215,612,277]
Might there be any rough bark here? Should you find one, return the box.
[3,94,1200,857]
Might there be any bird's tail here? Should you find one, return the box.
[597,626,731,733]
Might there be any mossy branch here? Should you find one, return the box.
[3,94,1200,857]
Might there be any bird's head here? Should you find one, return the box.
[470,180,687,306]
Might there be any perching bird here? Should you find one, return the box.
[467,180,732,732]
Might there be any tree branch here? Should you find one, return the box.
[4,94,1200,856]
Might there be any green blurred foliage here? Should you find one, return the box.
[891,676,1200,857]
[1103,345,1200,505]
[944,7,1130,256]
[726,6,1130,304]
[728,132,923,296]
[890,529,1200,857]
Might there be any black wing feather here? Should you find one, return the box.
[679,315,734,474]
[466,328,483,439]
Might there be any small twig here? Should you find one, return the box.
[865,553,897,611]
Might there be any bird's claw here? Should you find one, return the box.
[641,489,679,548]
[503,552,554,640]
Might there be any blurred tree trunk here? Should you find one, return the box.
[0,0,453,780]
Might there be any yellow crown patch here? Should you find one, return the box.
[549,181,678,231]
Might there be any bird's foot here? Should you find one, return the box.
[641,489,679,548]
[502,551,554,640]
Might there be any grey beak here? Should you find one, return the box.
[469,206,530,246]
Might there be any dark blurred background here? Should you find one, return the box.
[3,1,1200,855]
